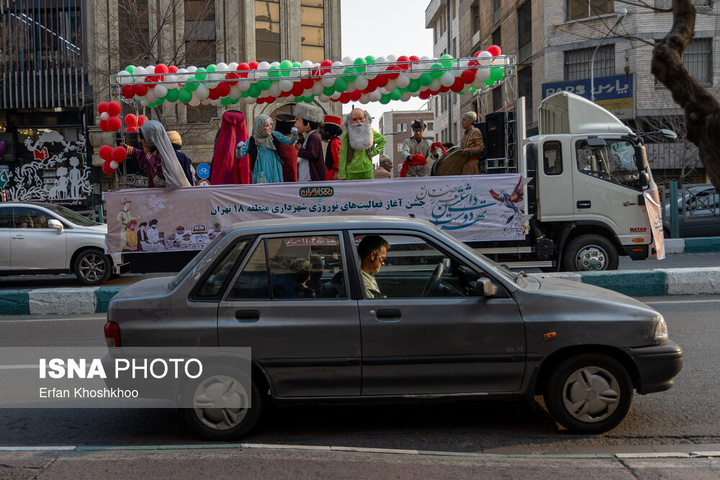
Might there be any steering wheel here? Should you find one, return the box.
[421,261,445,297]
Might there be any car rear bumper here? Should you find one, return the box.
[624,340,683,394]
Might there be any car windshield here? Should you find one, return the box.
[169,230,227,290]
[43,204,101,227]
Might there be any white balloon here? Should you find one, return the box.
[229,85,242,99]
[117,71,132,85]
[144,89,158,103]
[205,81,219,90]
[407,65,422,80]
[475,68,491,83]
[280,79,294,92]
[375,57,387,69]
[385,79,397,91]
[360,95,370,104]
[366,64,380,79]
[268,83,281,97]
[140,100,149,106]
[332,61,344,74]
[216,62,229,72]
[396,74,410,89]
[186,66,197,73]
[321,73,335,87]
[477,51,492,66]
[237,80,251,92]
[228,62,239,71]
[311,82,324,95]
[257,61,271,74]
[165,75,178,90]
[301,60,314,69]
[303,89,314,97]
[195,84,210,100]
[331,91,342,100]
[100,112,109,121]
[354,76,369,90]
[110,160,118,169]
[429,78,442,91]
[386,54,397,63]
[401,92,412,101]
[342,56,354,65]
[440,72,455,87]
[144,65,155,75]
[209,98,221,106]
[154,84,168,98]
[317,94,330,103]
[133,66,147,78]
[369,90,382,102]
[345,81,356,93]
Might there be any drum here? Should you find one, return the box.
[432,147,466,176]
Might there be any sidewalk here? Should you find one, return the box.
[1,238,719,316]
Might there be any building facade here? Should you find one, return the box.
[425,0,719,182]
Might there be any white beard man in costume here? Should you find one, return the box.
[338,108,387,180]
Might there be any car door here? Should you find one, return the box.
[353,231,526,396]
[10,206,67,271]
[216,232,361,398]
[0,206,12,269]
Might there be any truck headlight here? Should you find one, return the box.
[653,315,668,343]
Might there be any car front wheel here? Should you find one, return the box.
[74,249,111,285]
[180,369,262,441]
[544,353,633,434]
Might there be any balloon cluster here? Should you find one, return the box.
[99,145,128,175]
[97,101,123,132]
[123,114,148,133]
[112,47,505,107]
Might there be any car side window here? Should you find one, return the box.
[228,234,346,300]
[354,233,479,299]
[194,239,249,298]
[0,208,12,228]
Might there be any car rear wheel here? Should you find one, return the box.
[544,353,633,434]
[180,369,262,441]
[74,249,111,285]
[562,234,619,271]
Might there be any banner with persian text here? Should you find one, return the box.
[105,174,525,254]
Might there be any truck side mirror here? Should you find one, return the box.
[639,172,650,189]
[635,146,649,171]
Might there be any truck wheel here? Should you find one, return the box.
[74,249,112,285]
[562,234,618,271]
[180,369,262,441]
[544,353,633,434]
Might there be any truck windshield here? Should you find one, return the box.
[576,139,641,190]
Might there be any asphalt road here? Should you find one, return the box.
[0,295,717,454]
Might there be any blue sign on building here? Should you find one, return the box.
[541,74,634,119]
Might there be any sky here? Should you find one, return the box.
[339,1,434,129]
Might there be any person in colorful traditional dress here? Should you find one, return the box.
[338,108,386,180]
[236,114,298,184]
[320,115,343,181]
[294,103,326,182]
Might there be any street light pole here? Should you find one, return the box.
[590,8,627,102]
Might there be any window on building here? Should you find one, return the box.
[397,123,407,132]
[655,0,710,7]
[472,3,480,34]
[301,0,325,63]
[564,45,614,81]
[426,121,434,132]
[566,0,614,21]
[493,0,501,23]
[517,1,532,63]
[518,65,533,114]
[492,26,502,51]
[683,38,712,85]
[256,0,280,62]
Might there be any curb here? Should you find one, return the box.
[2,268,720,316]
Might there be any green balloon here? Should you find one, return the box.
[178,88,193,103]
[280,60,293,76]
[230,97,239,104]
[125,65,135,74]
[257,79,271,91]
[221,97,230,105]
[165,88,179,102]
[407,79,421,92]
[365,55,376,64]
[184,80,199,92]
[241,90,249,98]
[323,86,335,96]
[440,54,454,68]
[207,64,216,72]
[419,72,433,86]
[353,57,367,75]
[269,65,281,78]
[334,77,348,92]
[490,67,505,81]
[379,94,391,105]
[390,89,402,101]
[248,83,261,97]
[293,61,302,68]
[430,63,445,79]
[194,67,207,81]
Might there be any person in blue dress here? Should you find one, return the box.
[236,114,298,184]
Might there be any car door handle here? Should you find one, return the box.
[11,235,25,240]
[235,310,260,322]
[577,200,591,209]
[376,309,401,321]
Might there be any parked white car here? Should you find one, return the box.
[0,202,121,285]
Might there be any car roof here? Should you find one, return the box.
[226,215,439,235]
[1,201,58,208]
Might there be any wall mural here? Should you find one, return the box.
[0,130,92,204]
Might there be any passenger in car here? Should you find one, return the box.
[289,258,315,298]
[357,235,389,299]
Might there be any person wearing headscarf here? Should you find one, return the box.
[122,120,191,189]
[459,111,485,176]
[236,114,298,184]
[210,110,250,185]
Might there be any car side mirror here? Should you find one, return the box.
[48,219,64,233]
[472,277,505,298]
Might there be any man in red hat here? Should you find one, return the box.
[320,115,342,180]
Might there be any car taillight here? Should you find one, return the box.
[104,321,121,347]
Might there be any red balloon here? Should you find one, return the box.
[155,63,169,75]
[264,96,276,104]
[397,56,410,70]
[320,59,333,74]
[301,78,314,89]
[217,82,231,96]
[125,126,137,133]
[409,55,420,63]
[350,89,362,101]
[208,88,221,100]
[374,74,388,88]
[134,84,148,96]
[248,61,259,70]
[107,116,122,132]
[291,82,304,97]
[107,101,121,116]
[168,65,178,73]
[102,160,115,175]
[124,114,137,126]
[98,145,113,161]
[419,90,431,100]
[451,78,465,93]
[97,102,108,114]
[237,62,250,78]
[339,93,351,104]
[386,65,400,80]
[460,69,476,84]
[473,50,485,58]
[279,90,291,98]
[225,72,239,85]
[112,146,127,163]
[122,85,135,99]
[138,115,148,127]
[487,45,502,57]
[99,119,108,132]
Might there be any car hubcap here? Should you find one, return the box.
[79,254,106,281]
[575,246,607,271]
[192,375,249,431]
[562,366,620,423]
